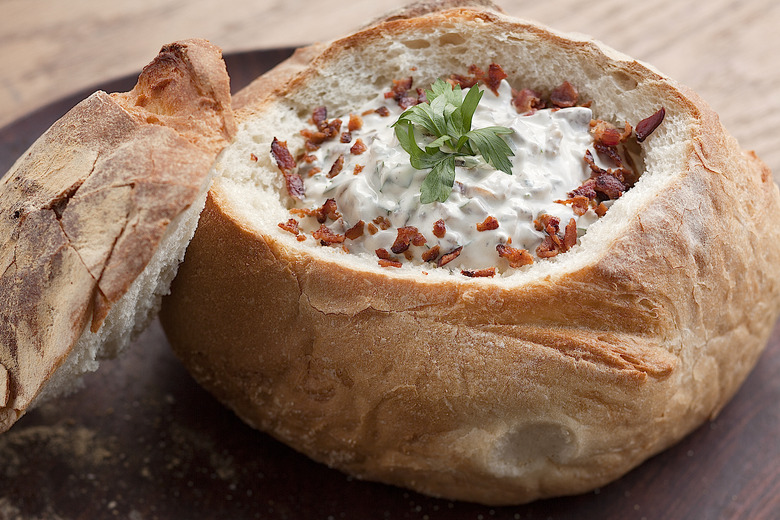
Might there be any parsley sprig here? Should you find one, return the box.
[392,78,514,203]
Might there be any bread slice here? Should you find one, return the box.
[159,4,780,505]
[0,39,235,432]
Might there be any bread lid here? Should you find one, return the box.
[0,39,235,432]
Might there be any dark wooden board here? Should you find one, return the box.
[1,49,778,520]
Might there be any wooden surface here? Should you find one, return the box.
[1,1,779,519]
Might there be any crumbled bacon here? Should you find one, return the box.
[278,218,300,236]
[327,154,345,178]
[568,179,598,200]
[302,153,317,164]
[379,259,403,268]
[345,220,365,240]
[485,63,507,95]
[375,248,392,260]
[351,139,367,155]
[496,244,534,268]
[250,153,258,162]
[367,222,378,235]
[590,119,631,147]
[563,218,577,251]
[391,226,420,254]
[461,267,496,278]
[583,149,605,175]
[271,137,296,174]
[307,167,321,177]
[348,114,363,132]
[512,88,545,113]
[594,173,625,199]
[373,216,392,230]
[313,224,345,245]
[404,250,415,261]
[433,219,446,238]
[555,195,590,216]
[536,236,560,258]
[595,202,608,217]
[384,77,421,109]
[476,216,499,232]
[353,164,364,175]
[340,132,352,143]
[550,81,578,108]
[375,106,390,117]
[449,74,479,89]
[422,245,441,262]
[594,142,624,169]
[411,232,426,247]
[416,88,427,105]
[437,246,463,267]
[290,197,340,223]
[636,107,666,142]
[312,106,328,130]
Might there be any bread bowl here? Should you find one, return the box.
[158,1,780,506]
[0,39,235,432]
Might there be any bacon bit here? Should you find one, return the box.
[340,132,352,143]
[563,218,577,251]
[350,139,367,155]
[386,77,413,100]
[348,114,363,132]
[594,173,625,199]
[284,173,305,200]
[307,167,321,177]
[636,107,665,142]
[297,235,307,242]
[590,119,631,147]
[353,164,364,175]
[583,149,605,175]
[496,244,534,268]
[313,224,345,245]
[550,81,578,108]
[433,219,446,238]
[437,246,463,268]
[461,267,496,278]
[568,179,598,200]
[404,250,415,261]
[250,153,258,162]
[416,88,427,105]
[512,88,545,113]
[345,220,365,240]
[327,154,345,178]
[476,216,499,232]
[278,218,300,235]
[290,197,340,223]
[411,232,426,247]
[375,106,391,117]
[375,248,392,260]
[594,142,624,168]
[271,138,296,174]
[391,226,420,254]
[312,106,328,130]
[303,153,317,164]
[536,236,560,258]
[422,245,441,262]
[373,216,391,230]
[485,63,507,95]
[556,195,590,216]
[325,119,342,137]
[595,202,608,217]
[379,259,403,268]
[367,222,378,235]
[449,74,479,89]
[534,213,560,234]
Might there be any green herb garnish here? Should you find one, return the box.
[392,78,514,203]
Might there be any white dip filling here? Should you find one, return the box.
[290,79,614,273]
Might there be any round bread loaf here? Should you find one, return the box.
[160,5,780,505]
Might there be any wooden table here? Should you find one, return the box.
[1,1,779,519]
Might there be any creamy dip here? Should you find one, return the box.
[291,79,612,272]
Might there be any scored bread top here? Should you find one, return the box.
[0,39,235,433]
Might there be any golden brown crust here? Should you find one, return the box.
[0,39,234,433]
[161,4,780,506]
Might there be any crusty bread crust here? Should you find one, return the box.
[0,39,234,433]
[161,6,780,505]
